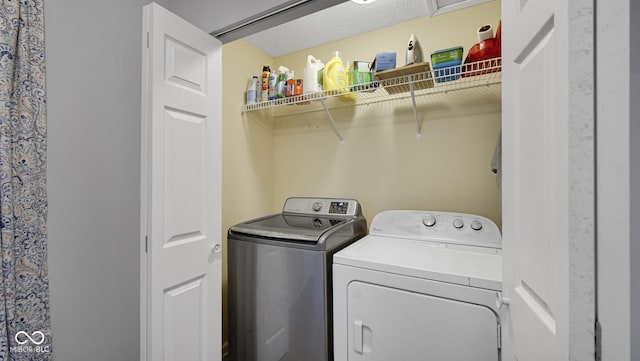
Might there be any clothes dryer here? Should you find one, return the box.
[333,210,502,361]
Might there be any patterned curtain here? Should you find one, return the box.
[0,0,52,360]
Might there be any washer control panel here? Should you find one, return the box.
[283,197,361,217]
[370,210,501,249]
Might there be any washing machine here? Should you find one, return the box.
[333,210,503,361]
[228,197,367,361]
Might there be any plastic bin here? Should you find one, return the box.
[431,46,463,83]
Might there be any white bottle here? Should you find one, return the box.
[246,76,259,104]
[304,55,324,94]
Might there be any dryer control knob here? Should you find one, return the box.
[312,202,323,212]
[422,215,437,227]
[453,219,464,229]
[470,220,483,231]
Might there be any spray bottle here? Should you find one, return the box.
[275,66,288,99]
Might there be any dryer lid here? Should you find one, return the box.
[334,235,502,291]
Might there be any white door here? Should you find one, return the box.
[501,0,594,360]
[141,3,222,361]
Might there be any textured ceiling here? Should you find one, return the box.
[243,0,433,57]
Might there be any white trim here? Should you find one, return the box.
[567,0,597,357]
[632,6,640,357]
[140,4,152,361]
[596,0,631,360]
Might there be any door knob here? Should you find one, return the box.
[212,244,221,253]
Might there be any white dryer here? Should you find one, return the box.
[333,210,503,361]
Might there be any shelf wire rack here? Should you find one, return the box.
[241,58,502,141]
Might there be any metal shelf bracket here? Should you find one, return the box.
[320,98,344,143]
[408,78,422,139]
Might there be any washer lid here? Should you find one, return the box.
[230,214,350,242]
[333,235,502,291]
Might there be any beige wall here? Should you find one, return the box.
[221,0,501,350]
[272,1,502,223]
[221,40,275,350]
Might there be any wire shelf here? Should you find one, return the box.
[240,58,502,114]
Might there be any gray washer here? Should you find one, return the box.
[228,197,367,361]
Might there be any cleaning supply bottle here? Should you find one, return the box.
[268,70,277,100]
[344,60,351,84]
[303,55,324,94]
[285,68,296,97]
[260,66,270,102]
[275,66,288,99]
[323,51,348,93]
[342,60,356,100]
[246,76,259,104]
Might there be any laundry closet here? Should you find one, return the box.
[140,0,597,359]
[220,0,501,355]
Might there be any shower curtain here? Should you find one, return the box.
[0,0,52,360]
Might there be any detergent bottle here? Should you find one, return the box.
[323,51,348,94]
[303,55,324,94]
[275,66,288,99]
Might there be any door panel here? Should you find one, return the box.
[163,275,207,361]
[142,3,222,361]
[513,15,558,321]
[165,36,208,94]
[163,107,206,245]
[347,281,499,361]
[501,0,583,359]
